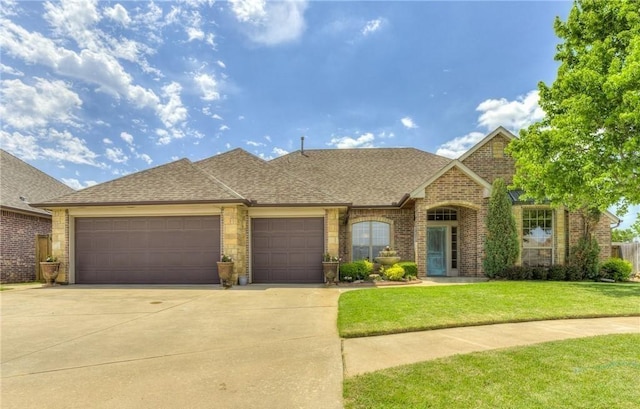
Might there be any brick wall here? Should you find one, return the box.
[341,208,414,262]
[416,166,489,277]
[0,210,52,283]
[568,211,612,262]
[461,133,515,185]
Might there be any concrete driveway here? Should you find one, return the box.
[1,285,343,409]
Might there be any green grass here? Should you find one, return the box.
[338,281,640,337]
[344,334,640,409]
[0,281,41,291]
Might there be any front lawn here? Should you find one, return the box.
[343,334,640,409]
[338,281,640,337]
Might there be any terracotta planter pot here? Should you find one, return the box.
[216,262,235,288]
[322,262,339,285]
[40,262,60,287]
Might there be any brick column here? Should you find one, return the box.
[326,209,340,257]
[51,209,69,284]
[221,206,247,277]
[414,199,426,277]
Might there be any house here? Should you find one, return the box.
[32,127,617,285]
[1,149,74,283]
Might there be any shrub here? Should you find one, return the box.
[565,265,584,281]
[339,262,359,281]
[383,264,405,281]
[483,178,519,278]
[398,261,417,278]
[547,265,567,281]
[500,266,533,280]
[569,237,600,279]
[339,260,374,281]
[599,258,633,281]
[531,267,548,280]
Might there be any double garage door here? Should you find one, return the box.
[75,216,324,284]
[75,216,221,284]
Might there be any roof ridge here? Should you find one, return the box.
[191,161,246,200]
[0,149,74,193]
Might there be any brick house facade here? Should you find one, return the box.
[34,127,617,284]
[0,211,53,283]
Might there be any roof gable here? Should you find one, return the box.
[196,149,346,205]
[457,126,516,162]
[0,149,74,216]
[270,148,451,206]
[33,158,245,207]
[410,160,492,198]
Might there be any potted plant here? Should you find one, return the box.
[217,254,235,288]
[40,256,60,287]
[322,253,339,285]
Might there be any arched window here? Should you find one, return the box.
[352,221,390,261]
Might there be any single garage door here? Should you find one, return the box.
[252,218,324,283]
[75,216,220,284]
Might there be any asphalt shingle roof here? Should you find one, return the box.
[270,148,452,206]
[0,149,74,216]
[196,149,346,205]
[33,158,244,207]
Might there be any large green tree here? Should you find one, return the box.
[483,178,519,278]
[508,0,640,235]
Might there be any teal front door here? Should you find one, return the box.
[427,227,447,276]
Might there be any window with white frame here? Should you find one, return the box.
[352,221,390,261]
[522,209,554,267]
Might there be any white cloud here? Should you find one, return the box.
[219,125,230,131]
[272,147,288,156]
[400,116,418,129]
[120,131,134,145]
[62,178,98,190]
[137,153,153,165]
[0,19,160,109]
[0,63,23,76]
[103,3,131,26]
[103,138,113,144]
[435,131,485,159]
[264,135,272,142]
[328,132,376,149]
[0,130,40,160]
[229,0,308,45]
[0,78,82,129]
[42,129,105,167]
[194,73,220,101]
[476,90,544,132]
[216,60,226,69]
[105,147,128,163]
[157,82,187,128]
[247,140,264,147]
[187,27,205,41]
[212,113,223,120]
[362,18,384,36]
[155,128,171,145]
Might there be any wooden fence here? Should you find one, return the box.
[34,234,52,281]
[612,242,640,274]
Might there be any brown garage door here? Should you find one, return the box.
[252,218,324,283]
[75,216,220,284]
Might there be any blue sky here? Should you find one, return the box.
[0,0,636,227]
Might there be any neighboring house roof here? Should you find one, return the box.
[196,149,347,206]
[0,149,74,216]
[32,158,246,208]
[270,148,451,206]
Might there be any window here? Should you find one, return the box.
[352,221,390,261]
[522,209,554,267]
[427,208,457,221]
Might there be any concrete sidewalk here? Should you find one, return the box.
[342,316,640,377]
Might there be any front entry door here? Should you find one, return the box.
[427,227,447,276]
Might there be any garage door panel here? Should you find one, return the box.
[252,218,323,283]
[75,216,220,284]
